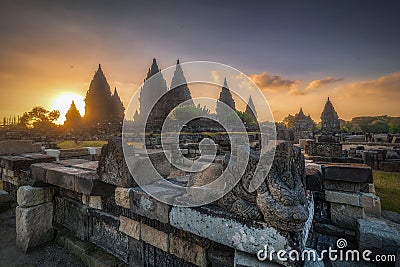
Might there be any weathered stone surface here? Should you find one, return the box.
[0,189,12,212]
[357,217,400,255]
[31,162,106,195]
[313,223,356,240]
[16,202,54,252]
[141,223,169,252]
[0,140,42,155]
[0,153,54,171]
[217,142,309,233]
[323,180,361,192]
[382,210,400,224]
[170,205,312,266]
[119,216,140,240]
[0,189,12,203]
[330,203,364,230]
[360,193,381,217]
[322,163,373,183]
[130,187,171,224]
[115,187,131,209]
[56,229,124,267]
[89,209,129,262]
[187,163,223,187]
[169,235,207,267]
[54,196,90,240]
[82,195,102,210]
[98,137,171,187]
[17,186,55,207]
[305,166,322,191]
[304,141,342,157]
[325,190,360,206]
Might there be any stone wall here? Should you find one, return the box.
[304,141,342,158]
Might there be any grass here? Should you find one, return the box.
[373,170,400,213]
[57,140,107,149]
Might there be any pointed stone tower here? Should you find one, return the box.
[294,107,315,131]
[138,58,168,121]
[245,96,257,123]
[216,78,236,119]
[168,59,194,108]
[84,64,114,124]
[321,97,340,134]
[64,101,82,129]
[112,87,125,123]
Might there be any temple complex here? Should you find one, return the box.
[293,108,315,131]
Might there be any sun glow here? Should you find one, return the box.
[51,93,85,124]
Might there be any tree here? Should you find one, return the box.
[19,106,60,129]
[283,114,296,128]
[169,105,208,121]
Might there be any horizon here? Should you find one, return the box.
[1,1,399,123]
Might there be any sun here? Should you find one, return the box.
[51,93,85,124]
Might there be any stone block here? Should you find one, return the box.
[82,195,102,210]
[0,189,12,203]
[330,203,364,230]
[170,205,312,266]
[325,190,360,206]
[323,180,361,192]
[89,209,129,263]
[360,193,381,217]
[98,137,171,187]
[16,202,54,252]
[141,223,169,252]
[17,186,55,207]
[115,187,131,209]
[357,217,400,255]
[305,166,322,191]
[130,187,171,224]
[0,140,42,155]
[54,196,90,240]
[322,163,373,183]
[119,216,140,240]
[169,235,207,267]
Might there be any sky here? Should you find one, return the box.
[0,0,399,123]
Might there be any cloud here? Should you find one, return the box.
[305,76,343,92]
[249,72,296,93]
[344,72,400,97]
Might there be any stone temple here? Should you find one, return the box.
[216,78,236,119]
[136,59,194,131]
[320,97,340,134]
[84,64,125,127]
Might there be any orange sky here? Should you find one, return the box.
[1,2,399,123]
[1,60,399,123]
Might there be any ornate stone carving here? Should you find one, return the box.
[214,142,309,232]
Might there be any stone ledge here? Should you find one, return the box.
[31,162,113,196]
[56,229,124,267]
[170,204,313,266]
[321,163,373,183]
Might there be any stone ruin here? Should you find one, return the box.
[1,138,399,266]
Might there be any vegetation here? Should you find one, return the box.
[341,116,400,134]
[19,106,60,129]
[169,105,209,121]
[57,140,107,149]
[373,170,400,213]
